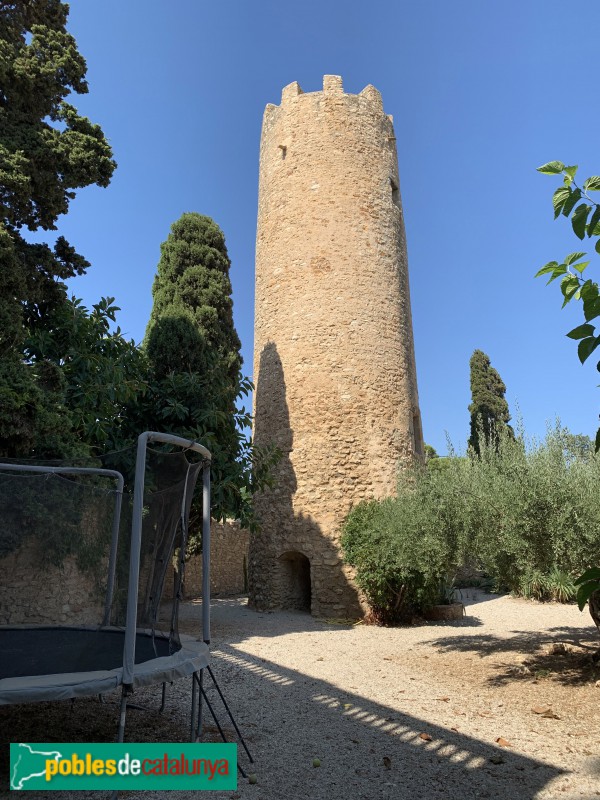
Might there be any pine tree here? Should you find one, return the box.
[468,350,513,455]
[0,0,116,456]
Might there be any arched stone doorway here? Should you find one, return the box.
[277,551,311,612]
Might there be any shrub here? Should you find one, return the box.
[469,424,600,592]
[342,480,457,624]
[342,422,600,622]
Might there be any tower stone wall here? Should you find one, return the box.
[250,76,423,618]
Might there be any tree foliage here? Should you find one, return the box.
[0,5,275,528]
[467,349,512,455]
[0,0,116,457]
[342,425,600,623]
[145,213,242,387]
[25,296,146,453]
[535,161,600,448]
[535,160,600,626]
[126,213,275,528]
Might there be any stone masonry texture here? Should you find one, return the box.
[250,76,423,618]
[1,520,249,626]
[163,520,249,599]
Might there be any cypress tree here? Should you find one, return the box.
[139,213,249,521]
[468,350,513,455]
[145,213,241,388]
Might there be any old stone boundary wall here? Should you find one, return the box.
[0,538,106,625]
[164,520,249,600]
[0,520,249,626]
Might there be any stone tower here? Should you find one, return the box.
[250,76,423,618]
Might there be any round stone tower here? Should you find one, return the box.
[250,75,423,618]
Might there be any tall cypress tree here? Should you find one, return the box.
[139,213,249,521]
[468,349,513,455]
[145,213,241,388]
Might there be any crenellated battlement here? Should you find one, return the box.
[273,75,387,117]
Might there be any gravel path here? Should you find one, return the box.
[1,590,599,799]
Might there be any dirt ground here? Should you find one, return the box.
[1,590,599,799]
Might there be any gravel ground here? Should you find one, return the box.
[2,590,600,800]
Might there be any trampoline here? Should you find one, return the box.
[0,431,212,742]
[0,627,208,704]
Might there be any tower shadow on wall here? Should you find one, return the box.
[250,342,362,618]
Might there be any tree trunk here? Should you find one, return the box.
[589,590,600,662]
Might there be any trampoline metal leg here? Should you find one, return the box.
[191,670,204,742]
[190,671,198,742]
[114,681,169,714]
[200,679,247,779]
[206,665,254,763]
[195,669,204,742]
[117,689,128,744]
[110,689,129,800]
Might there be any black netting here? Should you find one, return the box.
[0,469,119,628]
[0,441,205,671]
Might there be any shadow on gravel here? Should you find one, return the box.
[0,638,566,800]
[205,643,564,799]
[180,597,356,639]
[423,627,600,686]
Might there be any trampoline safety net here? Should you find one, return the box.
[0,440,205,683]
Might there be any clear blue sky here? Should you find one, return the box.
[54,0,600,454]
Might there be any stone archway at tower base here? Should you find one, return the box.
[276,551,311,612]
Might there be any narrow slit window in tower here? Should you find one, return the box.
[390,177,400,207]
[412,412,424,456]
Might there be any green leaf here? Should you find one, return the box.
[576,581,599,611]
[596,239,600,255]
[577,335,600,363]
[562,287,579,306]
[564,165,578,181]
[580,280,599,302]
[537,161,565,175]
[535,261,559,278]
[548,266,568,284]
[583,176,600,191]
[564,251,586,265]
[553,187,571,218]
[561,279,580,306]
[566,323,595,340]
[572,260,590,274]
[562,187,582,217]
[572,204,591,239]
[587,205,600,237]
[574,567,600,585]
[561,274,579,293]
[583,295,600,321]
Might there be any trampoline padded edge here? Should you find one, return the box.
[0,641,210,705]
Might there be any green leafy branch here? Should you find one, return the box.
[536,161,600,448]
[536,161,600,631]
[574,567,600,613]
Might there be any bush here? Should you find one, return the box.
[342,422,600,622]
[466,424,600,592]
[341,482,457,624]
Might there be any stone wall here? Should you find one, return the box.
[164,520,249,599]
[250,75,424,618]
[0,520,249,627]
[0,538,105,626]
